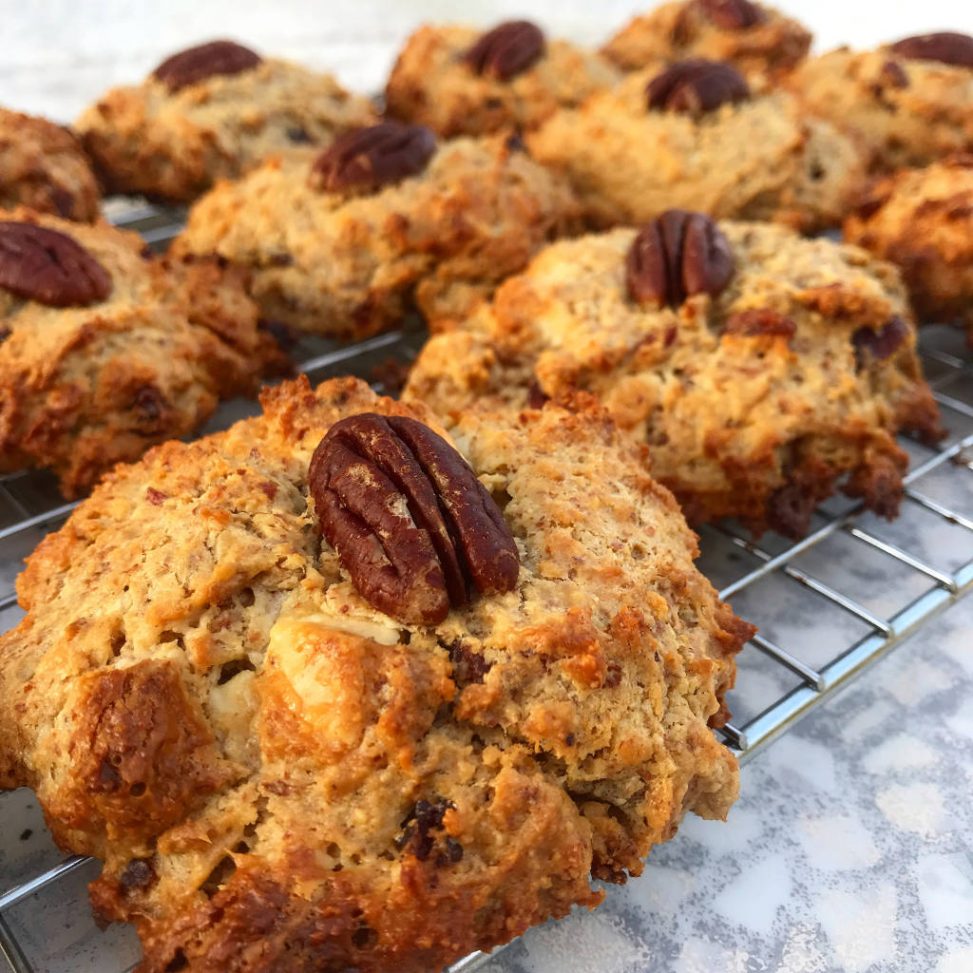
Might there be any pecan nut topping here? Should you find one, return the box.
[152,40,262,92]
[647,59,750,114]
[0,221,112,307]
[463,21,546,81]
[853,316,909,367]
[309,413,519,625]
[889,32,973,69]
[626,210,734,309]
[309,123,437,195]
[694,0,765,30]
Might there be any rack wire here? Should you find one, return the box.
[0,204,971,973]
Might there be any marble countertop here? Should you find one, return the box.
[0,3,972,972]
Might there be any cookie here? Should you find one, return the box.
[173,123,579,338]
[385,20,620,137]
[405,215,942,538]
[845,156,973,344]
[0,374,751,973]
[75,39,376,203]
[0,208,284,496]
[0,107,99,221]
[527,60,867,231]
[790,33,973,172]
[602,0,811,79]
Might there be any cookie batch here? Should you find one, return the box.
[0,8,968,973]
[405,217,941,537]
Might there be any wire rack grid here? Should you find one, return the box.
[0,205,971,973]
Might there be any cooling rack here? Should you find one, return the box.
[0,204,971,973]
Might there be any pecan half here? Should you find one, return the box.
[463,20,546,81]
[889,32,973,69]
[626,210,734,309]
[152,40,262,92]
[647,59,750,114]
[309,123,437,196]
[309,413,519,625]
[694,0,765,30]
[0,221,111,307]
[853,316,909,367]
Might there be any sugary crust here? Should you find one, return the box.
[0,108,99,221]
[602,0,811,79]
[844,156,973,343]
[76,58,376,203]
[0,207,284,496]
[0,375,749,972]
[526,72,867,232]
[790,47,973,172]
[174,135,579,338]
[385,24,621,137]
[405,223,942,537]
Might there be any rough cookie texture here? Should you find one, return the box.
[405,222,942,537]
[0,108,99,221]
[0,207,283,496]
[602,0,812,79]
[385,22,620,137]
[790,43,973,172]
[0,375,751,973]
[527,67,867,231]
[174,133,579,337]
[75,49,376,203]
[845,156,973,345]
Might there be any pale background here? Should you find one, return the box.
[1,0,973,120]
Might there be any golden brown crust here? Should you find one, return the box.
[385,23,620,137]
[526,72,867,232]
[76,57,376,203]
[0,108,100,221]
[405,223,942,538]
[174,135,579,338]
[0,375,748,972]
[602,0,812,79]
[790,47,973,172]
[0,207,284,496]
[844,156,973,343]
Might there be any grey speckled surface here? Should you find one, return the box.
[1,4,972,971]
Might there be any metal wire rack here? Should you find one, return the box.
[0,204,971,973]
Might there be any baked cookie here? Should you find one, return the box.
[0,374,751,973]
[0,108,99,221]
[76,39,376,203]
[405,214,942,538]
[527,60,867,231]
[174,122,579,338]
[845,156,973,344]
[603,0,811,79]
[0,208,283,497]
[385,20,620,137]
[791,33,973,172]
